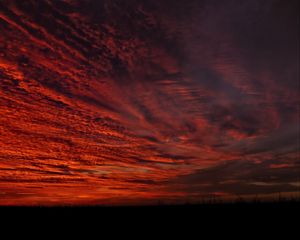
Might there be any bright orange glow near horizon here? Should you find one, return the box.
[0,0,299,206]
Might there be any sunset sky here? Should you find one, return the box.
[0,0,299,205]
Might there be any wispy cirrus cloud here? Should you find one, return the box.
[0,0,299,205]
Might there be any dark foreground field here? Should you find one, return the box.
[2,199,299,215]
[2,201,299,235]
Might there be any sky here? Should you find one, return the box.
[0,0,299,205]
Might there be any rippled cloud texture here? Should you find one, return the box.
[0,0,299,205]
